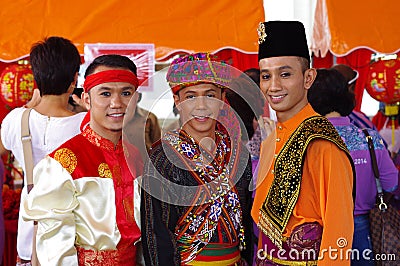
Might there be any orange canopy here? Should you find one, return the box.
[312,0,400,57]
[0,0,264,62]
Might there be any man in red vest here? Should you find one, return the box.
[22,54,143,265]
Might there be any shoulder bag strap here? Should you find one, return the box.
[21,108,34,192]
[362,129,379,179]
[21,108,41,265]
[362,128,387,211]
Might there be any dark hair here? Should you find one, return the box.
[30,36,81,96]
[244,68,260,87]
[307,68,355,116]
[68,87,83,106]
[84,54,137,77]
[298,57,310,73]
[226,74,264,140]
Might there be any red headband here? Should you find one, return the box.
[83,69,139,92]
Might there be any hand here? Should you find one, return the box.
[258,116,276,140]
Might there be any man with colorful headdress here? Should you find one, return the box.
[252,21,355,265]
[141,52,253,265]
[21,54,143,265]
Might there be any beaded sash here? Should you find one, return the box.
[163,129,245,264]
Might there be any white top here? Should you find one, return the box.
[1,107,86,260]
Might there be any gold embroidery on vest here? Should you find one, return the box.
[112,165,122,185]
[53,148,77,174]
[258,116,350,248]
[123,195,135,223]
[98,163,112,178]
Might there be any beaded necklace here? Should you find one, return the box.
[164,129,246,262]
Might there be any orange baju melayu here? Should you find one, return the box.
[252,104,354,265]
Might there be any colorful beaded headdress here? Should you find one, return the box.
[166,52,231,94]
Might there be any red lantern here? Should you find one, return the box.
[0,60,37,108]
[365,57,400,104]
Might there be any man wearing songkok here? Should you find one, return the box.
[22,54,143,265]
[251,21,355,265]
[141,52,253,265]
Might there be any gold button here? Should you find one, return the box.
[274,154,278,158]
[271,170,275,174]
[278,126,283,130]
[276,138,281,142]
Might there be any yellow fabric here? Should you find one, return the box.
[0,0,264,61]
[252,104,354,265]
[21,156,121,265]
[312,0,400,56]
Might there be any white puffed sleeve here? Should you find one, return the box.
[21,156,79,266]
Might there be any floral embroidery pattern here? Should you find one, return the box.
[258,22,267,44]
[53,148,77,174]
[98,163,112,178]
